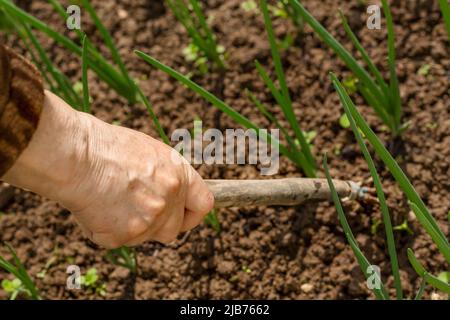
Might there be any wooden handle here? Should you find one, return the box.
[205,178,355,208]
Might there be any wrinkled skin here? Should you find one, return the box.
[3,91,214,248]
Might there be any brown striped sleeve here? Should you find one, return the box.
[0,44,44,177]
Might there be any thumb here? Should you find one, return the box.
[182,167,214,231]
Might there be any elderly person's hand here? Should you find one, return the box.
[2,91,214,248]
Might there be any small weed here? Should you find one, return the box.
[182,42,225,74]
[1,278,29,300]
[438,271,450,284]
[342,75,359,95]
[106,246,137,274]
[241,0,257,12]
[36,253,58,280]
[371,218,382,235]
[393,219,414,236]
[339,114,350,129]
[277,33,294,51]
[303,130,317,148]
[204,209,221,234]
[80,268,106,296]
[270,1,304,32]
[269,3,288,19]
[168,0,225,70]
[417,64,431,76]
[0,243,40,299]
[242,266,252,274]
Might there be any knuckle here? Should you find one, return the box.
[106,242,123,250]
[109,237,126,249]
[127,219,148,240]
[165,176,182,193]
[93,233,122,249]
[151,198,167,217]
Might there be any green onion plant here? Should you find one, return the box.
[324,73,450,299]
[289,0,405,136]
[136,0,317,177]
[0,243,40,300]
[274,0,304,33]
[0,0,168,142]
[0,0,135,102]
[253,0,315,177]
[168,0,225,71]
[106,246,137,274]
[204,209,221,234]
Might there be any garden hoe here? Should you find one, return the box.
[205,178,371,208]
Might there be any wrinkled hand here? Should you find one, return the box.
[2,91,214,248]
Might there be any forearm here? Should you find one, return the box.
[2,91,88,201]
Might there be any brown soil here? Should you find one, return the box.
[0,0,449,300]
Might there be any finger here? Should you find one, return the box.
[184,167,214,215]
[92,232,122,249]
[124,227,156,247]
[124,233,149,247]
[118,214,152,247]
[180,209,207,232]
[76,222,93,240]
[152,203,185,244]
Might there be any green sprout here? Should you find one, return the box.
[106,246,137,274]
[204,209,221,234]
[303,130,317,149]
[277,34,294,51]
[1,278,29,300]
[438,271,450,284]
[242,266,252,274]
[417,64,431,76]
[393,219,414,236]
[80,268,106,296]
[371,218,382,235]
[241,0,257,12]
[342,75,359,95]
[269,2,288,18]
[182,42,225,74]
[339,113,350,129]
[168,0,225,70]
[36,254,58,280]
[270,1,304,32]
